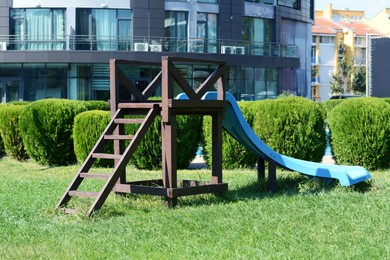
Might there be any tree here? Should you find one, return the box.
[352,66,366,94]
[330,56,353,94]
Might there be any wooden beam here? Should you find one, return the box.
[117,67,144,102]
[143,71,162,100]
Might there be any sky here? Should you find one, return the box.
[315,0,390,19]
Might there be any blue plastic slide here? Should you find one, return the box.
[178,92,371,186]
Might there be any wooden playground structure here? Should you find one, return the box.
[56,56,238,216]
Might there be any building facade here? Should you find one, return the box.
[312,4,381,101]
[0,0,314,103]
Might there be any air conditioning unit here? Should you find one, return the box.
[134,42,149,52]
[149,44,162,52]
[235,46,245,55]
[0,42,7,51]
[221,45,235,54]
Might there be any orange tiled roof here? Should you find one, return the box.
[312,17,343,35]
[339,21,382,36]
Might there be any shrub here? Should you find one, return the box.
[73,110,112,167]
[328,98,390,170]
[383,98,390,106]
[130,115,203,170]
[320,99,345,121]
[252,96,326,162]
[82,100,110,111]
[203,102,257,169]
[0,136,4,158]
[0,105,28,160]
[19,99,103,166]
[72,111,202,170]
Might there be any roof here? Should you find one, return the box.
[312,18,343,35]
[339,21,382,36]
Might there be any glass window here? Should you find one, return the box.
[10,8,66,50]
[245,0,274,4]
[76,9,132,51]
[277,0,300,9]
[195,13,217,53]
[164,11,188,52]
[197,0,218,3]
[242,17,273,55]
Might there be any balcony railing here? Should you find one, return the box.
[0,35,298,58]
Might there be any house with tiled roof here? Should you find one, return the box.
[312,4,382,101]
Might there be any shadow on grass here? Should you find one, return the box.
[90,173,373,218]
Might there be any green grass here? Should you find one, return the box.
[0,158,389,259]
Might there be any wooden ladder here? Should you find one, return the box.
[56,104,160,216]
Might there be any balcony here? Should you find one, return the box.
[354,58,366,66]
[311,56,320,64]
[0,35,298,58]
[311,76,320,85]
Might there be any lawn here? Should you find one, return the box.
[0,157,389,259]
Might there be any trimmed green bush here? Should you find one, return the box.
[203,102,257,169]
[19,99,105,166]
[82,100,110,111]
[130,115,203,170]
[328,98,390,170]
[320,99,345,120]
[0,136,4,158]
[252,96,326,162]
[0,105,28,160]
[72,111,202,170]
[383,98,390,106]
[73,110,113,167]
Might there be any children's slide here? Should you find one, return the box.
[178,92,371,186]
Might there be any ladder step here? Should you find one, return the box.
[68,190,99,198]
[114,118,144,124]
[92,153,122,160]
[104,134,134,140]
[80,173,110,180]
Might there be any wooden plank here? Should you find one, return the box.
[196,65,225,98]
[80,173,110,180]
[114,118,144,124]
[104,135,133,140]
[68,190,99,198]
[168,183,228,198]
[92,153,122,160]
[112,184,167,196]
[118,103,160,109]
[169,61,197,99]
[117,67,144,101]
[143,71,162,100]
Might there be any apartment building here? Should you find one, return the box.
[0,0,314,103]
[311,4,381,101]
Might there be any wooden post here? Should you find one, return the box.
[110,59,126,184]
[257,157,265,182]
[211,111,223,184]
[268,160,277,193]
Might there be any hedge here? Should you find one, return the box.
[19,99,108,166]
[73,110,112,167]
[73,111,203,170]
[203,102,257,169]
[0,105,28,160]
[252,96,326,163]
[320,99,345,121]
[128,115,203,170]
[328,98,390,170]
